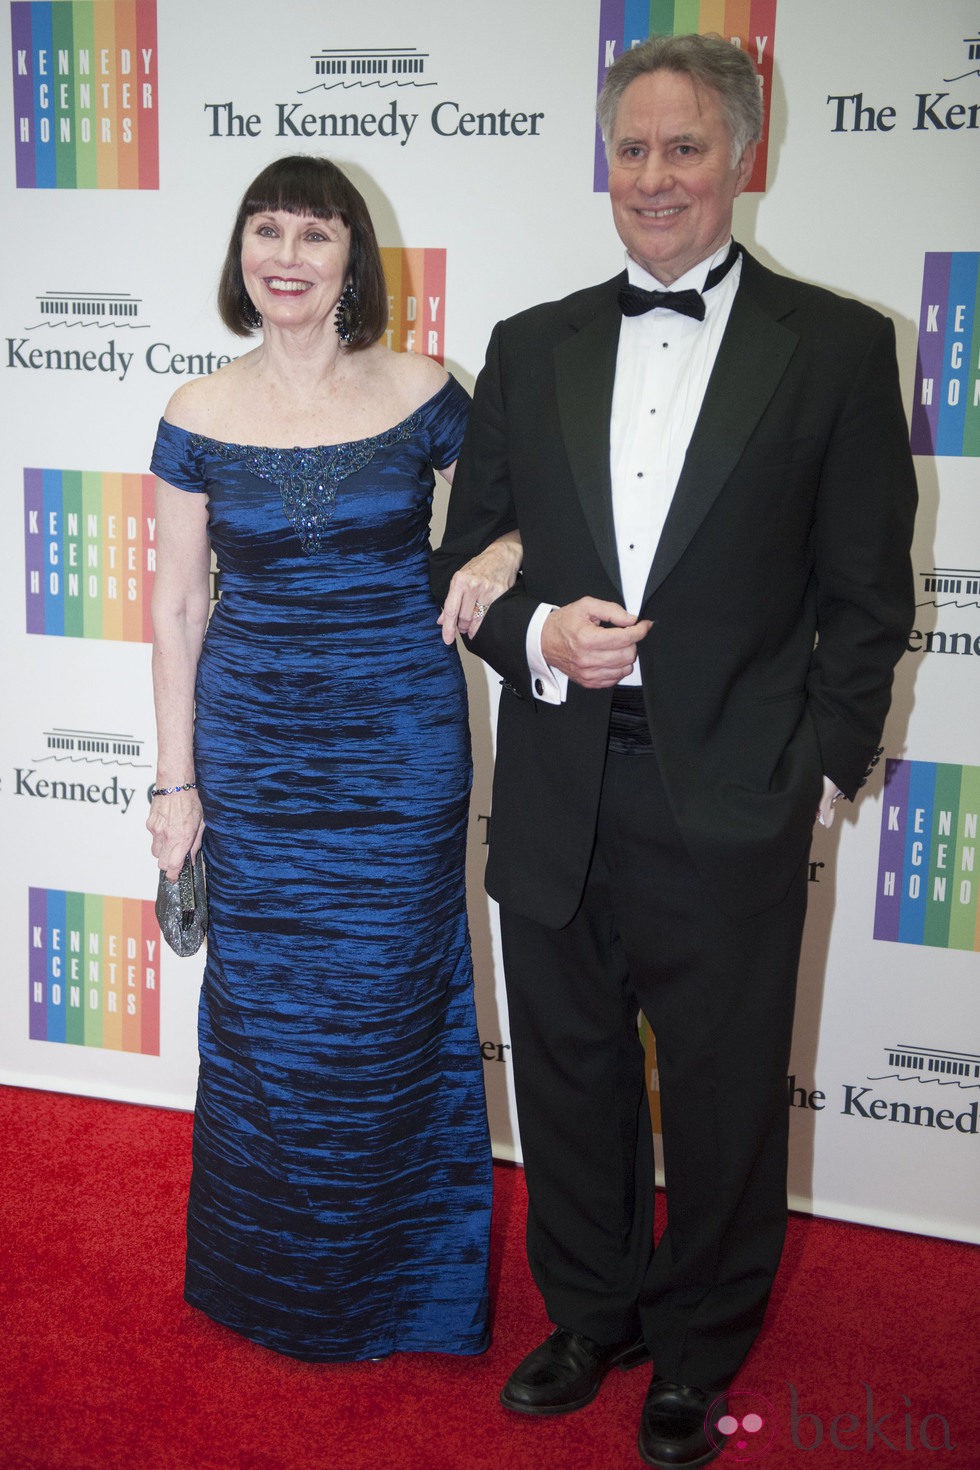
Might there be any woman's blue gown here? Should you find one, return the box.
[150,376,491,1361]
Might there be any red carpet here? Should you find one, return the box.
[1,1084,976,1469]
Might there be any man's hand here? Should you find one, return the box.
[816,775,844,829]
[541,598,652,689]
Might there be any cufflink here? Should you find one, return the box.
[534,677,544,696]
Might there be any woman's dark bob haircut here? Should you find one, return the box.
[217,155,388,350]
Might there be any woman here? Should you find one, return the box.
[147,155,519,1361]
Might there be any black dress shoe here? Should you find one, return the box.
[638,1377,729,1467]
[500,1326,649,1415]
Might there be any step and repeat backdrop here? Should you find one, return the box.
[1,0,977,1243]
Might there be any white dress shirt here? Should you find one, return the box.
[527,240,742,703]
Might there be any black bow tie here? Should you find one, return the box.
[617,241,741,322]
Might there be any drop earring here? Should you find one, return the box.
[242,291,262,331]
[334,281,360,344]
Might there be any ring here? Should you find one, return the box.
[474,601,488,619]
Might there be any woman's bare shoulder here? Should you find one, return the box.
[161,352,257,434]
[377,345,449,414]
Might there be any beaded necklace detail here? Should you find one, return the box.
[189,411,422,554]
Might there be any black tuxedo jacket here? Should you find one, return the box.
[432,251,917,923]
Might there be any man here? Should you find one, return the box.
[432,33,916,1470]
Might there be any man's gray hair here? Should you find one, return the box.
[597,33,763,165]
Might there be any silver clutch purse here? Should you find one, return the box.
[155,851,208,956]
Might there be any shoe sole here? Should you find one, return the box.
[637,1440,722,1469]
[500,1384,603,1416]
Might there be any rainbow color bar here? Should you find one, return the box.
[594,0,778,192]
[29,887,160,1054]
[381,248,447,362]
[910,253,980,459]
[24,468,157,642]
[874,760,980,951]
[10,0,159,189]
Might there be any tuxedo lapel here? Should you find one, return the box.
[641,271,800,607]
[554,284,624,596]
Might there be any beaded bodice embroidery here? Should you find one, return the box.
[189,411,423,554]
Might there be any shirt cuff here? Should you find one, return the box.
[526,603,568,705]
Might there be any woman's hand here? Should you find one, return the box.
[147,787,205,882]
[438,530,523,645]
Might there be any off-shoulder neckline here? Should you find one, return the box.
[159,373,459,454]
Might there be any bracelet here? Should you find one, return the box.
[150,781,197,797]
